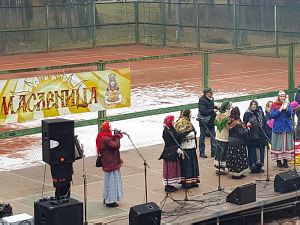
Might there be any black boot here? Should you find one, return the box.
[277,160,283,168]
[165,185,176,192]
[283,159,289,168]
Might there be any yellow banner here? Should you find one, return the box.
[0,68,131,123]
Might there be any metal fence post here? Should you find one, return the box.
[274,5,279,57]
[98,60,106,132]
[288,42,295,102]
[92,2,96,48]
[233,4,237,51]
[202,51,210,89]
[196,2,200,50]
[134,1,140,44]
[46,5,50,52]
[161,1,166,46]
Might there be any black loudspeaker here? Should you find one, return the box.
[129,202,161,225]
[34,198,83,225]
[274,170,300,193]
[42,119,75,164]
[226,183,256,205]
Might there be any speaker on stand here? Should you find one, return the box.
[42,118,75,164]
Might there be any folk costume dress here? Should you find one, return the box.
[243,101,267,173]
[96,121,123,207]
[226,111,250,178]
[214,102,231,174]
[159,116,181,191]
[175,110,200,188]
[270,100,294,162]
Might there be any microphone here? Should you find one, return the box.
[113,129,130,137]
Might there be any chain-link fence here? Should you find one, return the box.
[2,3,300,54]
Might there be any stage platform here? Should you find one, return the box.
[0,142,299,225]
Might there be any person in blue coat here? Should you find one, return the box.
[270,90,294,168]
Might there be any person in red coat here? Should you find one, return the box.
[96,121,123,207]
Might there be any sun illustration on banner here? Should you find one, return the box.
[0,69,131,123]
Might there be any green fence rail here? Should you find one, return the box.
[0,42,296,140]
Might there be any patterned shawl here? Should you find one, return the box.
[175,116,194,134]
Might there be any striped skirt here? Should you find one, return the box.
[180,148,200,184]
[103,170,123,204]
[271,132,294,160]
[163,160,181,186]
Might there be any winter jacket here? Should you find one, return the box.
[228,119,249,146]
[270,103,293,133]
[198,95,217,127]
[215,110,230,142]
[97,134,123,172]
[159,127,180,161]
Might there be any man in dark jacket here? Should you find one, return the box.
[198,87,218,158]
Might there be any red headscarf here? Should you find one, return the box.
[164,115,174,128]
[96,121,112,154]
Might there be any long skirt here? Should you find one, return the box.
[162,160,181,186]
[214,140,228,173]
[103,170,123,204]
[271,132,294,160]
[180,148,200,185]
[226,145,249,177]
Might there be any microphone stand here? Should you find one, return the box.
[292,113,297,171]
[199,119,227,195]
[125,133,150,203]
[255,127,272,186]
[82,148,88,225]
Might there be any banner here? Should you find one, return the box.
[0,68,131,123]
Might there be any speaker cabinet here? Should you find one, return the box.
[34,198,83,225]
[42,119,75,164]
[274,170,300,193]
[226,183,256,205]
[129,202,161,225]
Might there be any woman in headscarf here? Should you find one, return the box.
[175,109,200,189]
[96,121,123,207]
[265,100,274,141]
[243,100,268,173]
[270,90,294,168]
[226,107,250,179]
[214,100,232,175]
[159,115,182,193]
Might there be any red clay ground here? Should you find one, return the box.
[0,44,298,156]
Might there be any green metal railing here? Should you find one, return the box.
[0,42,297,140]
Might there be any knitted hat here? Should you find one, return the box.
[203,87,212,94]
[164,115,174,128]
[220,100,232,113]
[278,90,286,96]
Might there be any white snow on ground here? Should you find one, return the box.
[0,85,277,171]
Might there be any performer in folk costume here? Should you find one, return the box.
[226,107,250,179]
[243,100,268,173]
[265,100,274,141]
[96,121,123,207]
[175,109,200,189]
[270,90,294,168]
[214,100,232,175]
[159,115,183,193]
